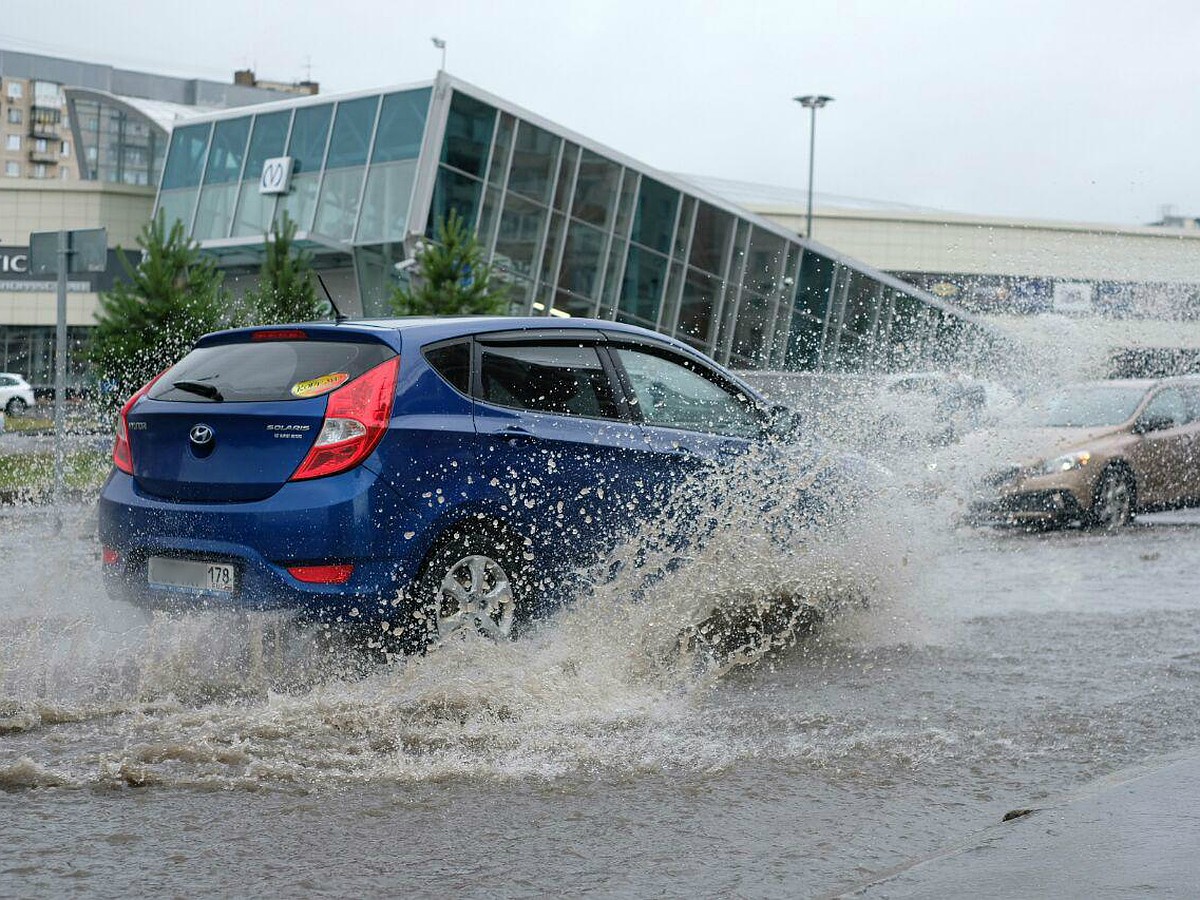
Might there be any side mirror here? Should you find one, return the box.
[1134,414,1174,434]
[767,404,806,441]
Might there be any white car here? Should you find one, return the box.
[0,373,35,415]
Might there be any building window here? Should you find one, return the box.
[61,140,70,158]
[6,108,20,125]
[4,161,19,178]
[5,134,19,152]
[5,80,22,100]
[35,138,48,153]
[33,163,47,179]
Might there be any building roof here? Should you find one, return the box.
[678,174,951,215]
[63,87,209,131]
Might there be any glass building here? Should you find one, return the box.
[155,73,994,372]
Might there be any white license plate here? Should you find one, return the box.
[148,557,237,595]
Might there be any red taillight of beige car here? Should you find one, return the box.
[112,371,167,474]
[289,357,400,481]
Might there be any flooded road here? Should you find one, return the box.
[3,501,1200,897]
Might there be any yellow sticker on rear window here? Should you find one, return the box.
[291,372,350,398]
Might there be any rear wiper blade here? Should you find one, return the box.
[172,380,224,401]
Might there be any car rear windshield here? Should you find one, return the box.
[147,340,397,403]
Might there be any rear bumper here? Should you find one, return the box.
[97,468,424,623]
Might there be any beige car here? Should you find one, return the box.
[971,377,1200,528]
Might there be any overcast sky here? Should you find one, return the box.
[3,0,1198,226]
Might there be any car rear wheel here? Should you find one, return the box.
[1089,467,1135,529]
[405,526,529,651]
[5,397,26,416]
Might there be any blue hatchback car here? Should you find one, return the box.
[98,317,819,647]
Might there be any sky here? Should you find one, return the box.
[3,0,1199,226]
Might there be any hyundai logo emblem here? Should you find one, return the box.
[189,424,215,446]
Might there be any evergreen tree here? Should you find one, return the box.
[390,210,510,316]
[88,211,227,400]
[243,211,328,324]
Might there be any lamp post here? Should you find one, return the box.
[793,94,834,239]
[431,36,446,70]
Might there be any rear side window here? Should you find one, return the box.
[424,341,470,394]
[479,343,618,419]
[148,340,397,403]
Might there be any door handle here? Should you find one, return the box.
[500,425,537,444]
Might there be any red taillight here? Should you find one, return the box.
[101,546,121,566]
[252,329,308,341]
[290,356,399,481]
[112,369,168,475]
[287,564,354,584]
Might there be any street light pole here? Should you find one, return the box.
[431,36,447,71]
[793,94,834,239]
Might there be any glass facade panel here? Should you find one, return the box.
[193,182,239,239]
[661,260,685,330]
[325,96,378,169]
[674,197,696,259]
[617,246,668,326]
[539,211,566,287]
[486,112,515,188]
[742,227,787,294]
[233,187,278,237]
[274,173,319,232]
[313,167,366,239]
[677,267,720,345]
[553,142,579,212]
[244,111,291,175]
[795,249,835,321]
[553,288,598,318]
[613,170,638,238]
[157,189,198,231]
[287,104,333,174]
[427,165,484,234]
[477,186,503,251]
[372,88,431,164]
[161,123,211,190]
[441,91,495,176]
[506,122,559,204]
[495,269,533,312]
[73,99,163,186]
[203,117,250,185]
[689,203,733,275]
[730,292,769,368]
[842,271,880,338]
[598,239,627,319]
[354,242,408,316]
[630,177,678,254]
[572,150,620,229]
[787,313,825,369]
[556,220,605,301]
[494,193,547,280]
[830,332,868,372]
[357,158,419,243]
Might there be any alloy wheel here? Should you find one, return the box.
[435,553,515,640]
[1094,472,1133,529]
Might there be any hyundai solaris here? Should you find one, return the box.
[99,317,833,648]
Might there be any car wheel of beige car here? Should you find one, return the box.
[1089,467,1135,529]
